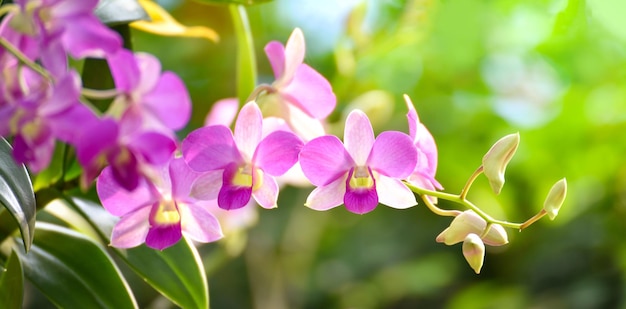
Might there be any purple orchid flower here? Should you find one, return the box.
[97,156,223,250]
[76,114,177,191]
[403,95,443,192]
[4,0,121,76]
[182,102,303,210]
[0,69,96,172]
[299,110,418,214]
[262,28,336,141]
[107,49,191,133]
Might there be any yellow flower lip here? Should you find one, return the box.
[348,166,374,190]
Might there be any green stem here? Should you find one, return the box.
[418,193,460,217]
[81,88,119,100]
[460,165,483,200]
[229,4,257,105]
[245,83,274,103]
[0,37,52,81]
[405,182,524,230]
[0,4,17,19]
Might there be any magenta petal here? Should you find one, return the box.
[343,169,378,214]
[107,49,140,92]
[62,15,121,59]
[145,221,182,250]
[169,157,201,198]
[205,98,239,127]
[299,135,354,186]
[252,173,278,209]
[40,40,68,77]
[234,102,263,159]
[51,0,98,17]
[281,64,336,119]
[134,53,162,94]
[107,148,140,191]
[305,175,346,211]
[97,166,154,216]
[190,170,222,200]
[254,130,303,176]
[179,204,223,243]
[142,72,191,130]
[76,118,118,166]
[367,131,417,178]
[344,110,375,165]
[110,206,151,248]
[182,125,243,172]
[218,163,252,210]
[130,132,176,165]
[264,41,285,80]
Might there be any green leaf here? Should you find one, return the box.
[0,137,35,252]
[95,0,149,26]
[193,0,273,5]
[15,222,137,309]
[0,250,24,309]
[71,198,210,309]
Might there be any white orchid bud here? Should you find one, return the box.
[543,178,567,220]
[463,233,485,274]
[482,133,520,194]
[436,210,508,246]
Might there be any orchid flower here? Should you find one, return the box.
[0,69,96,172]
[261,28,336,141]
[182,102,303,210]
[404,95,443,193]
[4,0,121,75]
[107,49,191,133]
[76,115,177,191]
[97,157,223,250]
[299,110,418,214]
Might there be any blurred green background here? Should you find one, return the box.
[127,0,626,307]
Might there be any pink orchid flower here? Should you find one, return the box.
[299,110,418,214]
[182,102,303,210]
[97,157,223,250]
[262,28,336,141]
[404,95,443,192]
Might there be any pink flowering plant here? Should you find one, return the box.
[0,0,569,307]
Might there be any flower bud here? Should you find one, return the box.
[436,210,508,246]
[543,178,567,220]
[482,133,520,195]
[463,233,485,274]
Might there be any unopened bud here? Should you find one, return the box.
[463,233,485,274]
[482,133,520,195]
[543,178,567,220]
[436,210,508,246]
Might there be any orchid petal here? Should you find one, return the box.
[281,64,336,119]
[252,173,279,209]
[178,204,223,243]
[97,166,154,216]
[108,148,140,191]
[76,118,118,167]
[299,135,354,186]
[344,110,375,165]
[146,221,182,250]
[205,98,239,127]
[51,0,98,17]
[305,176,347,211]
[367,131,417,178]
[376,175,417,209]
[282,28,305,85]
[142,72,191,130]
[107,49,140,92]
[283,102,326,142]
[234,102,263,160]
[254,130,302,176]
[62,15,121,59]
[190,170,222,200]
[130,131,176,165]
[182,125,243,171]
[218,163,252,210]
[169,157,202,198]
[404,94,420,141]
[264,41,285,80]
[110,206,151,248]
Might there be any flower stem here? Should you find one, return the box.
[0,37,53,81]
[245,83,275,103]
[418,193,461,217]
[81,88,119,99]
[229,4,257,105]
[460,165,483,200]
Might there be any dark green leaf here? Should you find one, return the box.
[15,222,137,309]
[0,250,24,309]
[0,137,35,252]
[71,198,210,309]
[192,0,273,6]
[95,0,149,26]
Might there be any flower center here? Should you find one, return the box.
[348,166,374,190]
[153,199,180,225]
[231,165,264,191]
